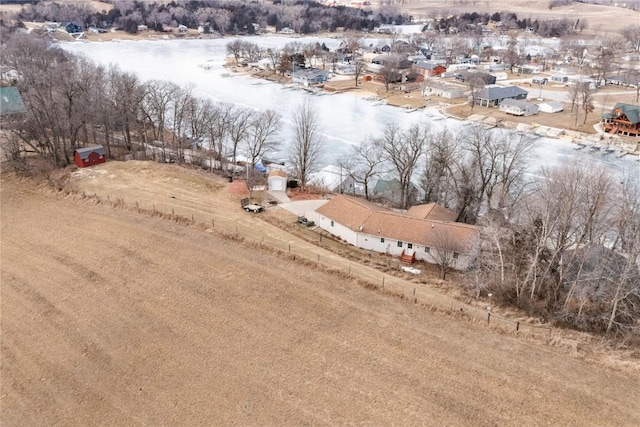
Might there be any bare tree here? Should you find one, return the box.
[421,128,460,206]
[376,123,428,209]
[501,33,523,74]
[353,60,367,87]
[378,55,400,92]
[620,24,640,52]
[244,109,282,168]
[140,80,179,160]
[227,106,252,164]
[338,138,386,200]
[226,39,244,63]
[430,227,458,280]
[466,75,485,111]
[288,100,324,191]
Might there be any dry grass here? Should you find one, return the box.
[446,102,603,133]
[3,161,640,424]
[404,0,640,34]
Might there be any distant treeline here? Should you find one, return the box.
[12,0,579,37]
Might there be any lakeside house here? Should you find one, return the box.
[470,85,528,107]
[371,178,419,207]
[455,70,496,85]
[423,81,466,99]
[315,195,480,270]
[291,69,331,86]
[499,98,539,116]
[601,103,640,137]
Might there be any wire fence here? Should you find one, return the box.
[76,190,580,342]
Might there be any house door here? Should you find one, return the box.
[405,243,414,256]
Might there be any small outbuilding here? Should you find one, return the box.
[538,101,564,113]
[268,170,287,191]
[74,145,106,168]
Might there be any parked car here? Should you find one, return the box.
[297,216,315,227]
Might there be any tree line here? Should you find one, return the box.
[0,33,323,194]
[338,123,639,339]
[13,0,402,35]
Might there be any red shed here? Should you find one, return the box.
[74,145,106,168]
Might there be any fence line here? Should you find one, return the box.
[80,192,562,340]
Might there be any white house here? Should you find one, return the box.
[423,82,466,99]
[537,101,564,113]
[315,195,480,270]
[267,170,287,192]
[499,98,539,116]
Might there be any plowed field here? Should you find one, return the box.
[2,168,639,426]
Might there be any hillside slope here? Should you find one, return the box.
[2,174,639,425]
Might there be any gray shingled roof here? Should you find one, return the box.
[75,145,105,160]
[478,86,528,101]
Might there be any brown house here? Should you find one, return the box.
[601,103,640,137]
[74,145,106,168]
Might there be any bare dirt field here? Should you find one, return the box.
[2,163,640,425]
[405,0,640,33]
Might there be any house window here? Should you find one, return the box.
[397,241,403,248]
[380,237,385,243]
[453,252,459,259]
[407,243,413,249]
[425,247,430,253]
[331,220,334,227]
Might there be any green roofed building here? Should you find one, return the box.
[601,103,640,137]
[0,87,27,117]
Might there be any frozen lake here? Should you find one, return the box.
[61,37,640,175]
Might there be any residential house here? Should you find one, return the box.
[422,81,466,99]
[601,103,640,137]
[455,71,496,85]
[606,75,638,88]
[499,99,539,116]
[0,86,27,118]
[537,101,564,113]
[291,69,330,86]
[550,74,569,84]
[516,63,544,74]
[371,178,419,207]
[413,61,447,77]
[471,85,528,107]
[406,203,457,222]
[309,165,359,195]
[370,55,413,70]
[315,195,480,270]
